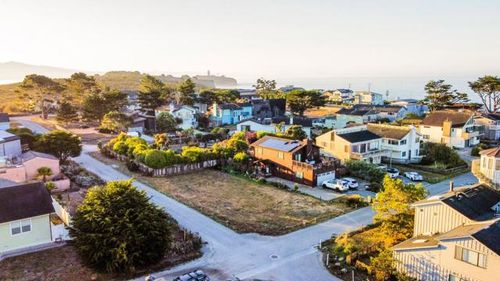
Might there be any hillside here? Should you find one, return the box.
[0,61,81,82]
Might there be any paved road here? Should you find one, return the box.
[14,118,479,281]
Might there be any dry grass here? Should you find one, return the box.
[91,152,352,235]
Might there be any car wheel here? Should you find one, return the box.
[322,184,327,188]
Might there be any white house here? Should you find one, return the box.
[0,131,22,158]
[418,110,481,148]
[367,123,422,164]
[478,147,500,186]
[474,113,500,141]
[236,116,313,138]
[393,184,500,281]
[0,113,9,131]
[353,91,384,105]
[168,103,198,130]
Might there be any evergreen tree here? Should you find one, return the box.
[177,78,196,105]
[469,75,500,113]
[421,80,469,110]
[56,100,79,123]
[286,89,325,116]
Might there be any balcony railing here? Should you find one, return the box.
[461,130,481,139]
[350,149,388,160]
[292,159,336,173]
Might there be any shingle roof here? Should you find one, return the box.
[479,147,500,158]
[367,123,411,140]
[0,113,9,122]
[441,184,500,221]
[337,130,381,143]
[0,182,54,223]
[219,103,251,110]
[392,235,440,251]
[0,130,20,144]
[271,116,313,127]
[21,150,59,162]
[420,110,473,128]
[472,220,500,255]
[482,113,500,121]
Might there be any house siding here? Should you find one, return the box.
[0,214,52,255]
[414,202,471,236]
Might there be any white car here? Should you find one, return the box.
[404,171,423,181]
[322,179,350,192]
[341,177,359,189]
[386,168,400,179]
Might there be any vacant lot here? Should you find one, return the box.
[91,152,353,235]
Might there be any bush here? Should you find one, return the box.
[471,143,489,156]
[421,143,465,168]
[45,181,56,192]
[144,149,168,169]
[112,141,128,155]
[181,146,213,162]
[126,160,140,172]
[345,160,385,183]
[343,194,368,208]
[233,152,249,162]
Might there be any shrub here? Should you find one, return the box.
[343,194,367,208]
[421,143,465,168]
[112,141,128,155]
[227,138,248,152]
[233,152,249,162]
[126,160,140,172]
[45,181,56,192]
[144,149,168,169]
[345,160,385,183]
[181,146,213,162]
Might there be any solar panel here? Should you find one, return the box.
[260,138,301,151]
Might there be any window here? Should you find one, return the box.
[401,151,406,157]
[277,152,284,159]
[415,137,420,143]
[496,160,500,171]
[488,158,493,169]
[400,139,407,145]
[295,171,303,179]
[455,246,487,268]
[10,219,31,235]
[482,157,486,168]
[388,140,398,145]
[449,274,464,281]
[241,125,251,131]
[423,135,430,140]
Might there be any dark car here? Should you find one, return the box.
[173,270,210,281]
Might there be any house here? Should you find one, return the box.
[0,182,55,258]
[322,89,354,104]
[474,113,500,142]
[0,131,22,158]
[251,99,286,119]
[367,123,422,164]
[169,103,198,130]
[478,147,500,186]
[0,151,61,183]
[236,116,313,138]
[304,106,342,128]
[249,136,336,186]
[316,125,386,164]
[211,102,253,125]
[334,106,381,129]
[418,110,481,148]
[370,105,406,121]
[390,99,428,117]
[353,91,384,105]
[127,111,156,134]
[393,183,500,281]
[0,113,9,131]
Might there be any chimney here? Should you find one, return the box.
[449,181,454,192]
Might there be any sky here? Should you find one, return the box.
[1,0,499,82]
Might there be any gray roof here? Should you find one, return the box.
[0,178,17,188]
[0,130,20,144]
[258,137,302,152]
[442,185,500,221]
[472,221,500,255]
[21,151,59,162]
[0,182,55,223]
[337,130,381,143]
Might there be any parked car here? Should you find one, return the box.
[404,171,423,181]
[173,270,210,281]
[386,168,400,179]
[341,177,359,189]
[376,163,388,170]
[322,179,350,192]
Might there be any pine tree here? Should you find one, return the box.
[56,100,79,123]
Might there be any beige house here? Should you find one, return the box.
[418,110,481,148]
[393,184,500,281]
[0,182,55,258]
[0,151,61,183]
[316,125,386,164]
[478,147,500,186]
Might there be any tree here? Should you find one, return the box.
[99,111,132,133]
[373,176,427,242]
[33,130,82,161]
[153,133,169,149]
[56,99,79,124]
[67,72,97,94]
[7,127,39,149]
[286,89,325,116]
[36,167,53,182]
[254,78,284,99]
[177,78,196,105]
[421,80,469,110]
[19,74,65,119]
[285,125,307,140]
[156,112,177,132]
[82,89,128,122]
[197,89,218,105]
[69,180,172,273]
[137,75,166,115]
[469,75,500,113]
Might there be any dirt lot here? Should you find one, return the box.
[0,228,202,281]
[91,152,353,235]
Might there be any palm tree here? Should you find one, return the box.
[36,167,53,182]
